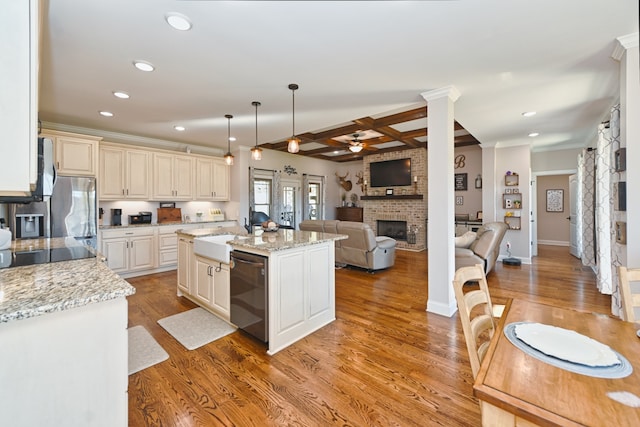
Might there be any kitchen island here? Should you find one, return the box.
[177,227,346,355]
[0,237,135,427]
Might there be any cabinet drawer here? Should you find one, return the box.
[159,249,178,266]
[159,233,177,250]
[101,226,155,239]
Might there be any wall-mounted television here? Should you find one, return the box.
[370,158,411,187]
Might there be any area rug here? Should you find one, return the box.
[157,307,236,350]
[128,325,169,375]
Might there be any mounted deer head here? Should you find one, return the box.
[355,171,365,192]
[335,171,352,191]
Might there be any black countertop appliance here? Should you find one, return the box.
[128,211,152,225]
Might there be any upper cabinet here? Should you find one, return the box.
[152,152,194,200]
[0,0,39,196]
[41,129,101,177]
[99,143,150,200]
[196,157,229,201]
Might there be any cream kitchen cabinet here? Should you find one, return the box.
[196,157,230,201]
[177,236,195,295]
[157,223,202,267]
[152,152,193,200]
[101,227,156,274]
[1,0,39,196]
[99,144,150,200]
[41,130,101,177]
[194,255,231,321]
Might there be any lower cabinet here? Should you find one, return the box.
[194,256,231,321]
[177,236,194,295]
[177,234,230,321]
[101,228,156,274]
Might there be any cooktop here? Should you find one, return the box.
[0,246,96,269]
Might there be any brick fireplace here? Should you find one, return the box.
[361,148,427,251]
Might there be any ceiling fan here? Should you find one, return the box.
[348,133,364,153]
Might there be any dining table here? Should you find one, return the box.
[473,298,640,426]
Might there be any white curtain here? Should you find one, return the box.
[580,149,596,266]
[594,122,613,294]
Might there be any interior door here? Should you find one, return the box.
[569,174,580,258]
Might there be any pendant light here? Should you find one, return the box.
[287,83,300,153]
[251,101,263,161]
[224,114,234,166]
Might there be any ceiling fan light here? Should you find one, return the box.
[349,144,363,153]
[288,137,300,153]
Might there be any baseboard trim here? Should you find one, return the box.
[538,240,569,247]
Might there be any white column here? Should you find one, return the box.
[612,33,640,267]
[421,86,460,317]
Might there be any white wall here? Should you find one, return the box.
[531,147,582,172]
[495,145,532,263]
[454,145,482,219]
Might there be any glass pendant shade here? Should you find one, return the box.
[287,137,300,154]
[251,146,262,161]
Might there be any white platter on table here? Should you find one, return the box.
[514,322,620,367]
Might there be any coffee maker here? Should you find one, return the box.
[111,209,122,226]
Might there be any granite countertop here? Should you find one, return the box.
[0,238,135,324]
[178,227,347,253]
[99,219,235,230]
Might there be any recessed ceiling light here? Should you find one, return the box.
[528,132,539,137]
[522,111,537,117]
[113,91,130,99]
[133,60,154,72]
[165,12,192,31]
[99,111,114,117]
[228,137,236,142]
[174,125,186,131]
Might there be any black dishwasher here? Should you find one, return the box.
[229,251,268,342]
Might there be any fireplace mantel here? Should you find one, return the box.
[361,194,423,200]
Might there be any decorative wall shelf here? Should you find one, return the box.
[361,194,423,200]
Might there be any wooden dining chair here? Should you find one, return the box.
[453,264,497,379]
[618,266,640,322]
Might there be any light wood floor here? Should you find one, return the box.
[126,246,610,426]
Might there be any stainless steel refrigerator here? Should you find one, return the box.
[50,176,97,248]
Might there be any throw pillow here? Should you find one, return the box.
[455,231,477,248]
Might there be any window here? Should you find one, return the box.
[253,178,271,217]
[308,182,321,220]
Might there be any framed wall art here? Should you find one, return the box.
[546,189,564,212]
[454,173,468,191]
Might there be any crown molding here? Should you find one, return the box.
[612,32,639,61]
[41,121,225,157]
[420,85,461,103]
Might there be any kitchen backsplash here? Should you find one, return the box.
[99,200,229,226]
